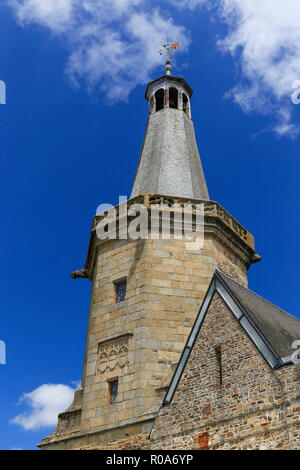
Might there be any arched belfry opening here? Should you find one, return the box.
[169,87,178,109]
[155,89,164,112]
[183,93,190,117]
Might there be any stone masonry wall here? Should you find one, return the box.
[150,293,300,450]
[80,234,249,433]
[40,227,250,449]
[77,432,150,450]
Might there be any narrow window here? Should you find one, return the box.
[155,89,164,111]
[115,279,126,303]
[215,346,222,385]
[109,380,118,404]
[169,87,178,109]
[183,93,190,117]
[150,95,155,113]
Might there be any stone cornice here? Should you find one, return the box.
[81,194,260,280]
[145,75,193,100]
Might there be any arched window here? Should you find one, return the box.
[183,93,190,117]
[155,89,164,112]
[169,87,178,109]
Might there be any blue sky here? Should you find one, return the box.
[0,0,300,450]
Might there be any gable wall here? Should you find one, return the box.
[151,293,300,450]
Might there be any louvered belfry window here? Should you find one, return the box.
[115,280,126,303]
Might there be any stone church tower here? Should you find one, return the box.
[38,63,260,450]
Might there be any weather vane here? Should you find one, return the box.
[159,41,180,75]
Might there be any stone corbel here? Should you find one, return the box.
[71,269,89,280]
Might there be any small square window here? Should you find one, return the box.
[115,280,126,303]
[109,380,118,405]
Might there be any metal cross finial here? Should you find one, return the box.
[159,42,180,75]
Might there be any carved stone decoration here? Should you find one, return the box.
[148,195,174,207]
[97,334,131,374]
[71,269,89,279]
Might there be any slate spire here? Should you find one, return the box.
[130,73,210,200]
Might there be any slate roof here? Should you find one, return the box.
[131,73,209,200]
[130,107,210,200]
[217,271,300,359]
[163,269,300,406]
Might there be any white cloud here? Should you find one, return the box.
[7,0,300,135]
[167,0,206,9]
[67,10,189,102]
[8,0,189,102]
[216,0,300,136]
[170,0,300,136]
[8,0,75,32]
[11,383,77,431]
[273,107,299,138]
